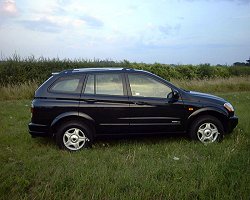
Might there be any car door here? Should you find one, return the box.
[126,73,186,134]
[79,72,130,135]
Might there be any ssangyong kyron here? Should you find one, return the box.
[28,68,238,151]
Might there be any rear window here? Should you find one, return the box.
[49,75,82,93]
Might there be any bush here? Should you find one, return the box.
[229,66,250,76]
[0,55,249,86]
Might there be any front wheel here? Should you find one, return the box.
[56,121,93,151]
[189,115,224,144]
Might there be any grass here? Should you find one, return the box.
[0,76,250,100]
[0,92,249,199]
[0,81,38,101]
[172,76,250,93]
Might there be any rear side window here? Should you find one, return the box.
[84,73,124,96]
[50,76,82,93]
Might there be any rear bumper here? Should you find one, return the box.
[28,123,51,137]
[227,116,238,133]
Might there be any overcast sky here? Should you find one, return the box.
[0,0,249,65]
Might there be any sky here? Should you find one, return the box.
[0,0,249,65]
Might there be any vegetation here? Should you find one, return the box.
[172,76,250,93]
[0,92,249,199]
[0,81,38,101]
[0,55,249,199]
[1,55,250,86]
[233,56,250,66]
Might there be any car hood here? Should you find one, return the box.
[188,91,226,104]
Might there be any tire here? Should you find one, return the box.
[56,121,93,151]
[189,115,224,144]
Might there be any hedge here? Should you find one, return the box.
[0,56,250,86]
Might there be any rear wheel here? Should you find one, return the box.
[189,115,224,144]
[56,121,93,151]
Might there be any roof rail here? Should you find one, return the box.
[122,68,134,71]
[72,68,126,72]
[52,68,136,75]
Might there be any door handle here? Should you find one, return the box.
[134,101,149,105]
[85,99,96,103]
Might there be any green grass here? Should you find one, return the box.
[0,92,249,199]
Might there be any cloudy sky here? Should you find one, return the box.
[0,0,249,65]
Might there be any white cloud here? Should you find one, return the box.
[0,0,249,64]
[18,15,87,33]
[0,0,18,17]
[16,0,103,33]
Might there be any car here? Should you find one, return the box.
[28,68,238,151]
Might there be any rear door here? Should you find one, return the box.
[79,72,130,134]
[126,73,186,134]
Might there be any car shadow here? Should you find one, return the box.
[30,132,190,150]
[94,132,190,147]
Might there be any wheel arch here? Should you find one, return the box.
[187,108,228,133]
[50,112,96,136]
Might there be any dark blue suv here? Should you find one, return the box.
[29,68,238,151]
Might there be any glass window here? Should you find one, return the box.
[96,74,123,95]
[50,76,81,93]
[128,74,172,98]
[84,75,95,94]
[84,73,124,96]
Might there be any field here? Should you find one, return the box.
[0,90,249,199]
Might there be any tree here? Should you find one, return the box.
[246,57,250,66]
[233,62,245,66]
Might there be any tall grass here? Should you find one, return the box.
[0,77,249,100]
[0,81,38,100]
[172,76,250,93]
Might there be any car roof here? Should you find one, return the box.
[58,68,143,74]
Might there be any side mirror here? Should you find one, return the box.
[167,90,179,100]
[172,90,179,99]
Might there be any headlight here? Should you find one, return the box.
[224,102,234,112]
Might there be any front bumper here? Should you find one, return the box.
[28,123,51,137]
[227,116,238,133]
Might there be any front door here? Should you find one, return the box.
[126,73,186,134]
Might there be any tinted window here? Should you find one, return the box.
[128,74,172,98]
[50,76,82,93]
[84,74,124,96]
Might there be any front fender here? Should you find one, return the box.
[188,107,228,120]
[186,107,229,130]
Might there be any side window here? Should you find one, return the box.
[50,76,82,93]
[96,74,123,95]
[84,73,124,96]
[128,74,172,98]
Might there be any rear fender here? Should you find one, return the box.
[50,111,95,130]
